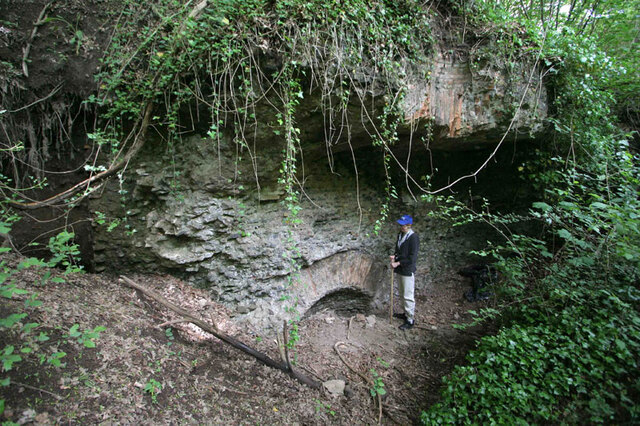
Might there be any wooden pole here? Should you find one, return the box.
[389,268,394,324]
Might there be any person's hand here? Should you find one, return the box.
[391,261,400,269]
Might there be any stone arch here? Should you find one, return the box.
[297,250,387,318]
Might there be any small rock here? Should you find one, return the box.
[237,305,250,314]
[323,379,345,395]
[18,409,36,424]
[35,412,51,424]
[365,315,376,328]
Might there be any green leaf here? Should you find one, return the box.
[590,202,608,210]
[68,324,81,337]
[2,351,21,372]
[25,298,42,308]
[83,340,96,348]
[0,313,27,328]
[0,284,29,298]
[17,258,47,270]
[21,322,39,334]
[557,229,572,240]
[532,202,552,212]
[47,352,66,367]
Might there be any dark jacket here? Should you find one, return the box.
[394,232,419,276]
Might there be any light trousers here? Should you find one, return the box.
[398,273,415,322]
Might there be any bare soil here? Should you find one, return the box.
[0,253,492,425]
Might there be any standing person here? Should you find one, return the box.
[390,214,419,330]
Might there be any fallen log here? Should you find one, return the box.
[119,275,321,389]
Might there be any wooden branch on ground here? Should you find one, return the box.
[188,0,209,18]
[347,315,355,340]
[275,331,286,363]
[12,381,63,400]
[334,341,383,424]
[157,319,193,328]
[119,275,321,390]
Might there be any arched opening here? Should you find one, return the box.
[303,286,373,319]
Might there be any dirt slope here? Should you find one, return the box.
[1,254,490,424]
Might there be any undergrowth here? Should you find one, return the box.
[421,0,640,422]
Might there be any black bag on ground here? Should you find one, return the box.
[459,264,497,302]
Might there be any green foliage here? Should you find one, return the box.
[1,346,22,373]
[455,0,639,128]
[165,327,174,346]
[424,159,640,423]
[0,215,104,415]
[369,368,386,397]
[423,135,640,423]
[91,0,432,220]
[66,324,106,349]
[421,0,640,421]
[314,398,336,417]
[144,378,162,403]
[46,231,84,274]
[424,306,640,423]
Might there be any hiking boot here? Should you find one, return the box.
[393,312,407,320]
[399,320,414,330]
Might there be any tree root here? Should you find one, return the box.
[10,0,214,210]
[333,341,384,424]
[22,2,52,78]
[9,103,153,210]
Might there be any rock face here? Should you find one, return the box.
[402,52,547,149]
[90,37,547,330]
[91,138,397,331]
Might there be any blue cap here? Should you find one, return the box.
[397,215,413,225]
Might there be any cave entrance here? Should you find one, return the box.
[303,286,373,319]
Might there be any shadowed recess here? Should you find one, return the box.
[303,286,373,318]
